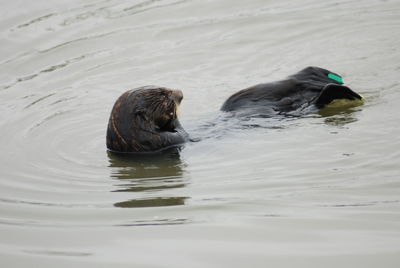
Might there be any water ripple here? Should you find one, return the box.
[2,51,104,90]
[1,0,400,265]
[16,13,56,29]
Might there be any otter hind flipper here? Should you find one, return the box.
[315,84,363,108]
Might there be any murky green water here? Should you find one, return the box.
[1,0,400,267]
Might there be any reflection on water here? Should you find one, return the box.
[319,104,363,127]
[107,149,188,208]
[323,113,358,127]
[116,218,188,227]
[114,197,187,208]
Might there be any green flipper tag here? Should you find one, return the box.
[328,73,344,84]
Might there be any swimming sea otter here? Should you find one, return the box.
[106,86,189,153]
[106,66,363,153]
[221,66,363,114]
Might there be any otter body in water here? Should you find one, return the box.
[106,67,363,153]
[106,86,189,153]
[221,66,362,115]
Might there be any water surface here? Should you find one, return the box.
[1,0,400,267]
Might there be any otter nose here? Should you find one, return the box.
[171,89,183,104]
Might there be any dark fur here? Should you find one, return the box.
[106,86,188,153]
[107,67,362,153]
[221,66,362,114]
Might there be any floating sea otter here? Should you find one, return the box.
[106,66,363,153]
[106,86,189,153]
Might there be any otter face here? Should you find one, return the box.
[134,86,183,133]
[107,86,187,153]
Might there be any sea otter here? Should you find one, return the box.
[106,66,363,153]
[221,66,363,114]
[106,86,189,153]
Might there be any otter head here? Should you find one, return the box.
[106,86,188,153]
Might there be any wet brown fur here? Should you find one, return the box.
[107,67,362,153]
[106,86,187,153]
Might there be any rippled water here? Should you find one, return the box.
[1,0,400,267]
